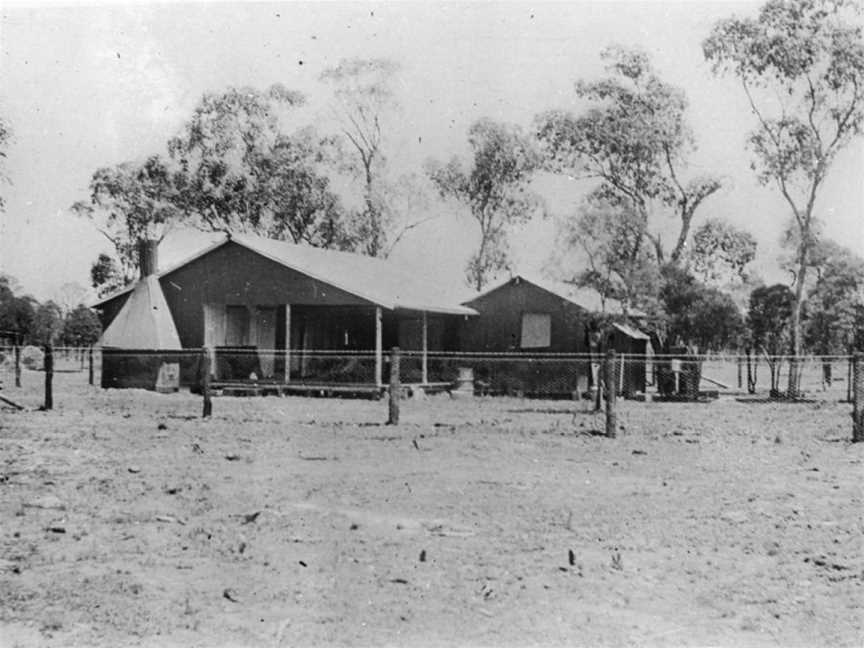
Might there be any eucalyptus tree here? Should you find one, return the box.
[704,0,864,395]
[72,155,181,279]
[320,58,401,257]
[427,118,543,291]
[535,46,721,268]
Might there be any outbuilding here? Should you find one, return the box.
[459,275,650,397]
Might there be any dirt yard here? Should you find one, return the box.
[1,370,862,647]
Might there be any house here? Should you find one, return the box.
[94,234,476,392]
[459,275,650,397]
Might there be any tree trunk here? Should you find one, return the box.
[787,252,808,398]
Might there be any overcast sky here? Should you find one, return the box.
[0,1,861,302]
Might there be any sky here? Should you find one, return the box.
[0,0,862,302]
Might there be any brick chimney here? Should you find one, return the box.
[138,238,159,278]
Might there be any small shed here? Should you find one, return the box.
[606,322,652,397]
[460,275,650,398]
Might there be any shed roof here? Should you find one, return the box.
[464,274,645,317]
[612,322,650,340]
[99,275,182,349]
[94,234,477,317]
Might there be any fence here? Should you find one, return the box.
[1,345,862,441]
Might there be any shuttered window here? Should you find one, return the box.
[521,313,551,349]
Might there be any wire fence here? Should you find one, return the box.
[1,344,862,441]
[0,344,860,400]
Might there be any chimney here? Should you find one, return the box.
[138,238,159,278]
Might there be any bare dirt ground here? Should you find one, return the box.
[1,369,862,647]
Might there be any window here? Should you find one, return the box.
[521,313,551,348]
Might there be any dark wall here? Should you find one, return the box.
[101,349,202,390]
[158,241,374,348]
[461,278,589,353]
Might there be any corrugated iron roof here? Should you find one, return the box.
[94,233,477,317]
[464,274,646,317]
[99,275,182,349]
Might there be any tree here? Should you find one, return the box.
[61,305,102,348]
[704,0,864,396]
[72,155,181,277]
[90,253,127,297]
[535,45,721,267]
[803,241,864,385]
[0,276,36,344]
[257,129,354,248]
[168,84,306,235]
[427,119,542,291]
[659,266,745,352]
[554,197,661,313]
[0,115,10,212]
[690,218,758,285]
[32,301,64,346]
[748,284,796,395]
[54,282,89,317]
[320,58,401,257]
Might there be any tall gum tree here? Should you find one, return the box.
[704,0,864,396]
[535,46,722,269]
[319,58,401,257]
[427,118,543,291]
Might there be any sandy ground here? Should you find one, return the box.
[0,370,862,647]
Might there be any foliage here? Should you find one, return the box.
[168,84,305,235]
[90,253,128,296]
[32,300,64,345]
[72,155,182,276]
[803,240,864,354]
[0,115,9,212]
[747,284,796,356]
[704,0,864,392]
[690,218,758,285]
[61,305,102,347]
[535,45,721,265]
[0,276,36,344]
[257,129,353,249]
[320,58,401,257]
[659,266,745,351]
[556,197,661,313]
[427,118,542,291]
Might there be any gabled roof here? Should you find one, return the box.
[94,233,477,317]
[464,274,645,317]
[99,275,182,349]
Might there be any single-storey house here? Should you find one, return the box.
[459,275,651,397]
[94,234,476,392]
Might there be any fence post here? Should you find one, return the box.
[737,355,742,390]
[14,345,21,388]
[847,356,853,403]
[853,353,863,443]
[201,347,212,419]
[43,344,53,410]
[604,349,617,438]
[388,346,401,425]
[88,346,94,386]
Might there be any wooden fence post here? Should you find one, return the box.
[14,345,21,388]
[737,355,742,390]
[388,346,401,425]
[847,356,853,403]
[853,353,863,443]
[604,349,617,438]
[201,347,212,419]
[88,347,94,386]
[43,344,53,411]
